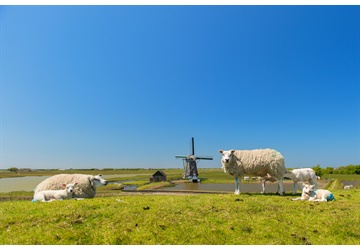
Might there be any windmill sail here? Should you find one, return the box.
[175,155,188,159]
[195,156,213,160]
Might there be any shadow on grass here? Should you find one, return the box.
[240,192,300,197]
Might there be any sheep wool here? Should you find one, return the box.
[34,174,105,198]
[223,149,286,178]
[219,148,286,195]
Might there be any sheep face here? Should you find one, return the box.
[218,150,236,165]
[302,184,316,195]
[283,170,295,179]
[62,183,78,193]
[91,175,108,188]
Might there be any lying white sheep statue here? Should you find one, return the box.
[218,149,286,195]
[34,174,108,198]
[292,184,335,202]
[32,183,77,202]
[283,168,318,194]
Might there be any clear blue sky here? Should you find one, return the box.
[1,5,359,170]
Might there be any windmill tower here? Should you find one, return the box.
[175,137,213,183]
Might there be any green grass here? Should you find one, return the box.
[137,181,175,190]
[321,174,360,180]
[1,172,360,244]
[1,189,359,245]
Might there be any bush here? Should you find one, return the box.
[312,164,360,176]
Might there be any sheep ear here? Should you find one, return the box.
[218,150,223,154]
[230,150,235,154]
[62,184,66,187]
[75,182,78,185]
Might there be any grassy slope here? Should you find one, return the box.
[1,170,360,245]
[1,189,359,245]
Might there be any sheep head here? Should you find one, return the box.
[283,170,295,179]
[90,175,108,189]
[66,183,78,193]
[218,150,236,165]
[302,184,316,195]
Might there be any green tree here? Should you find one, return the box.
[323,167,334,175]
[312,165,323,177]
[8,167,19,172]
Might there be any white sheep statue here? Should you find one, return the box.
[292,184,335,202]
[32,183,78,202]
[34,174,108,198]
[283,168,318,194]
[218,149,286,195]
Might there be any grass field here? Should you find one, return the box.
[1,190,359,245]
[1,169,360,245]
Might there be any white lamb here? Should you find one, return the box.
[283,168,318,194]
[218,149,286,195]
[34,174,108,198]
[292,184,335,202]
[344,185,353,189]
[32,183,77,202]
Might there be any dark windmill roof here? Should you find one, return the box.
[152,170,167,177]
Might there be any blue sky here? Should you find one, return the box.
[1,5,359,170]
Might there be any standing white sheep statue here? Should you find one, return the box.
[218,149,286,195]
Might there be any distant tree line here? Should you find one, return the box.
[8,167,19,172]
[312,164,360,177]
[6,165,360,176]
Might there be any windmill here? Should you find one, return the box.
[175,137,213,183]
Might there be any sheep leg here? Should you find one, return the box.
[261,179,265,194]
[35,193,46,202]
[234,177,240,195]
[277,178,284,196]
[318,194,328,202]
[293,182,297,194]
[312,197,327,202]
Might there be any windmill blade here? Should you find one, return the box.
[175,155,188,159]
[194,156,213,160]
[191,137,195,156]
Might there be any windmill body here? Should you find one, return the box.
[175,137,213,183]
